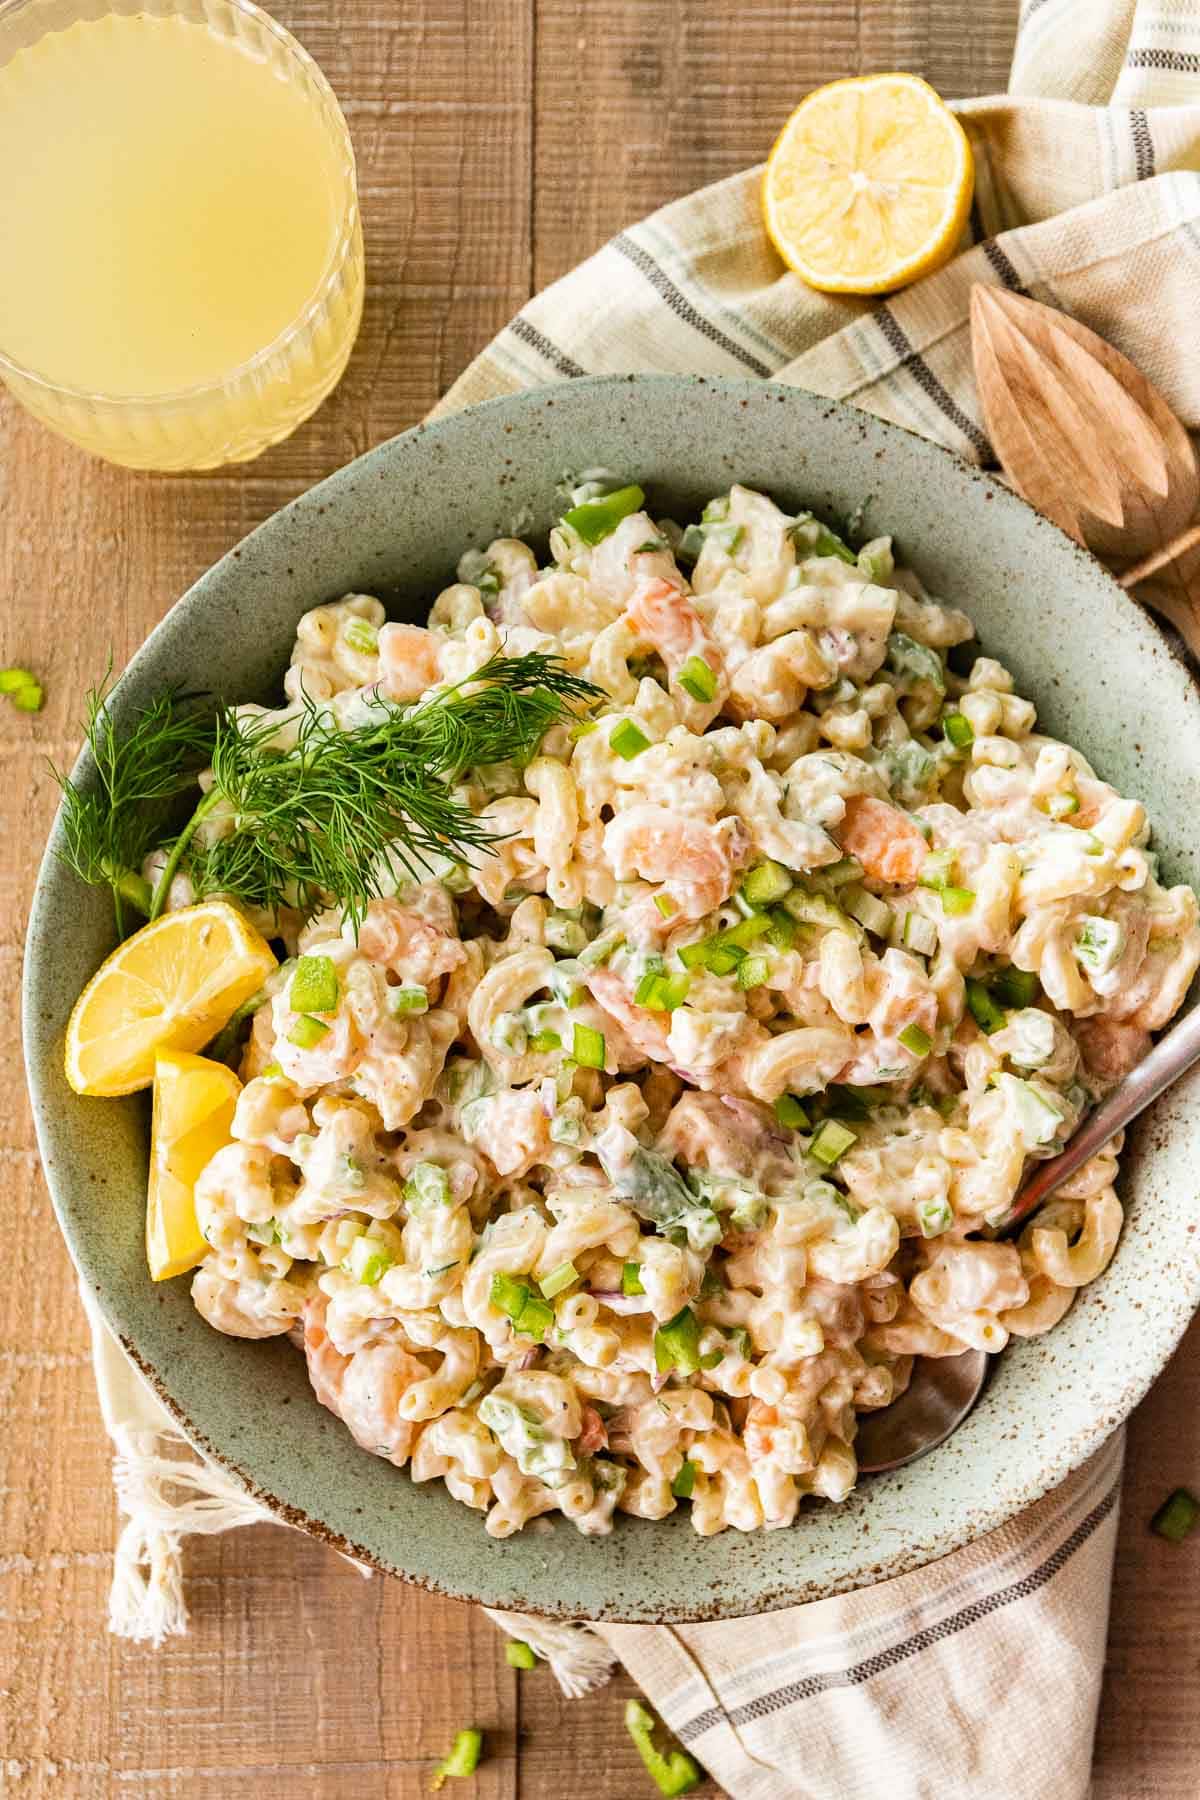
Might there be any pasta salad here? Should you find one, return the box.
[177,479,1200,1538]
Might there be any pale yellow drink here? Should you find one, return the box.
[0,1,364,469]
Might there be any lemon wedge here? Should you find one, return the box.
[65,900,276,1097]
[148,1050,242,1280]
[762,73,974,295]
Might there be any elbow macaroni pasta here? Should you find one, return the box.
[185,481,1199,1538]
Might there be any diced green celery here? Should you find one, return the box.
[405,1162,451,1210]
[774,1094,810,1130]
[654,1306,702,1376]
[965,978,1006,1034]
[545,909,588,953]
[844,884,893,938]
[635,969,665,1007]
[505,1640,537,1670]
[671,1459,697,1499]
[1151,1487,1200,1543]
[917,1196,954,1238]
[611,719,651,760]
[572,1023,606,1069]
[737,954,770,990]
[704,943,743,976]
[624,1698,702,1797]
[782,888,860,937]
[742,860,794,908]
[579,931,624,968]
[287,1015,329,1050]
[991,967,1039,1008]
[919,849,957,890]
[529,1028,562,1054]
[677,656,717,703]
[789,512,856,565]
[653,893,677,919]
[676,523,705,563]
[0,666,43,711]
[516,1295,554,1340]
[942,711,974,750]
[857,537,894,583]
[490,1273,530,1319]
[767,908,797,951]
[676,938,710,970]
[810,1120,857,1167]
[562,484,645,545]
[343,618,380,656]
[389,984,429,1016]
[538,1261,578,1299]
[885,631,946,695]
[346,1236,392,1285]
[622,1261,645,1296]
[719,912,774,951]
[1073,915,1125,978]
[431,1727,483,1788]
[822,856,864,888]
[899,1022,932,1057]
[290,955,340,1015]
[1043,792,1080,820]
[902,911,939,956]
[941,886,976,916]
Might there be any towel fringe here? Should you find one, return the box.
[483,1607,618,1697]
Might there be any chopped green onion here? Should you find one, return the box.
[737,954,770,990]
[899,1022,932,1057]
[572,1023,606,1069]
[810,1120,857,1167]
[1073,915,1125,978]
[622,1261,645,1296]
[942,712,974,750]
[917,1196,954,1239]
[920,849,957,890]
[1151,1487,1199,1543]
[343,618,379,656]
[635,970,690,1011]
[774,1093,810,1130]
[940,886,976,916]
[965,978,1006,1035]
[562,483,645,545]
[405,1162,452,1210]
[389,984,429,1016]
[0,666,43,712]
[611,718,651,760]
[505,1639,537,1670]
[538,1261,578,1299]
[634,969,664,1007]
[624,1698,701,1798]
[677,656,717,704]
[653,1306,702,1376]
[431,1727,483,1789]
[346,1236,392,1285]
[1043,791,1080,819]
[742,860,794,908]
[653,892,677,918]
[672,1459,697,1499]
[844,884,893,938]
[290,955,340,1015]
[287,1015,329,1049]
[529,1028,562,1053]
[991,967,1039,1008]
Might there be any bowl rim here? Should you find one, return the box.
[23,371,1200,1620]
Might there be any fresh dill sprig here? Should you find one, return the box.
[50,670,214,934]
[55,652,601,935]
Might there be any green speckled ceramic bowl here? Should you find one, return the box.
[23,375,1200,1620]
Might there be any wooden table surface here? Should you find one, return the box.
[3,2,1197,1795]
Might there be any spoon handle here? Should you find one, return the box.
[994,1003,1200,1234]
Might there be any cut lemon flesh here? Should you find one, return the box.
[148,1050,242,1281]
[65,900,277,1097]
[763,73,974,295]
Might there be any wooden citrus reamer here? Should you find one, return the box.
[970,285,1200,656]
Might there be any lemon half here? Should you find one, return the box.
[763,73,974,295]
[65,899,276,1097]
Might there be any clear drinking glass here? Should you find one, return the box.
[0,0,364,470]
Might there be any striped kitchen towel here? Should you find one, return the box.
[92,2,1199,1795]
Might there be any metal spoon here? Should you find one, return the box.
[857,1002,1200,1473]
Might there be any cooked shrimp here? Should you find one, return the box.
[744,1401,813,1473]
[603,804,749,919]
[356,896,466,986]
[585,967,672,1064]
[378,622,442,701]
[838,794,929,886]
[624,578,727,727]
[303,1295,426,1466]
[577,1405,609,1454]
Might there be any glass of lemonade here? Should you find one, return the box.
[0,0,364,470]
